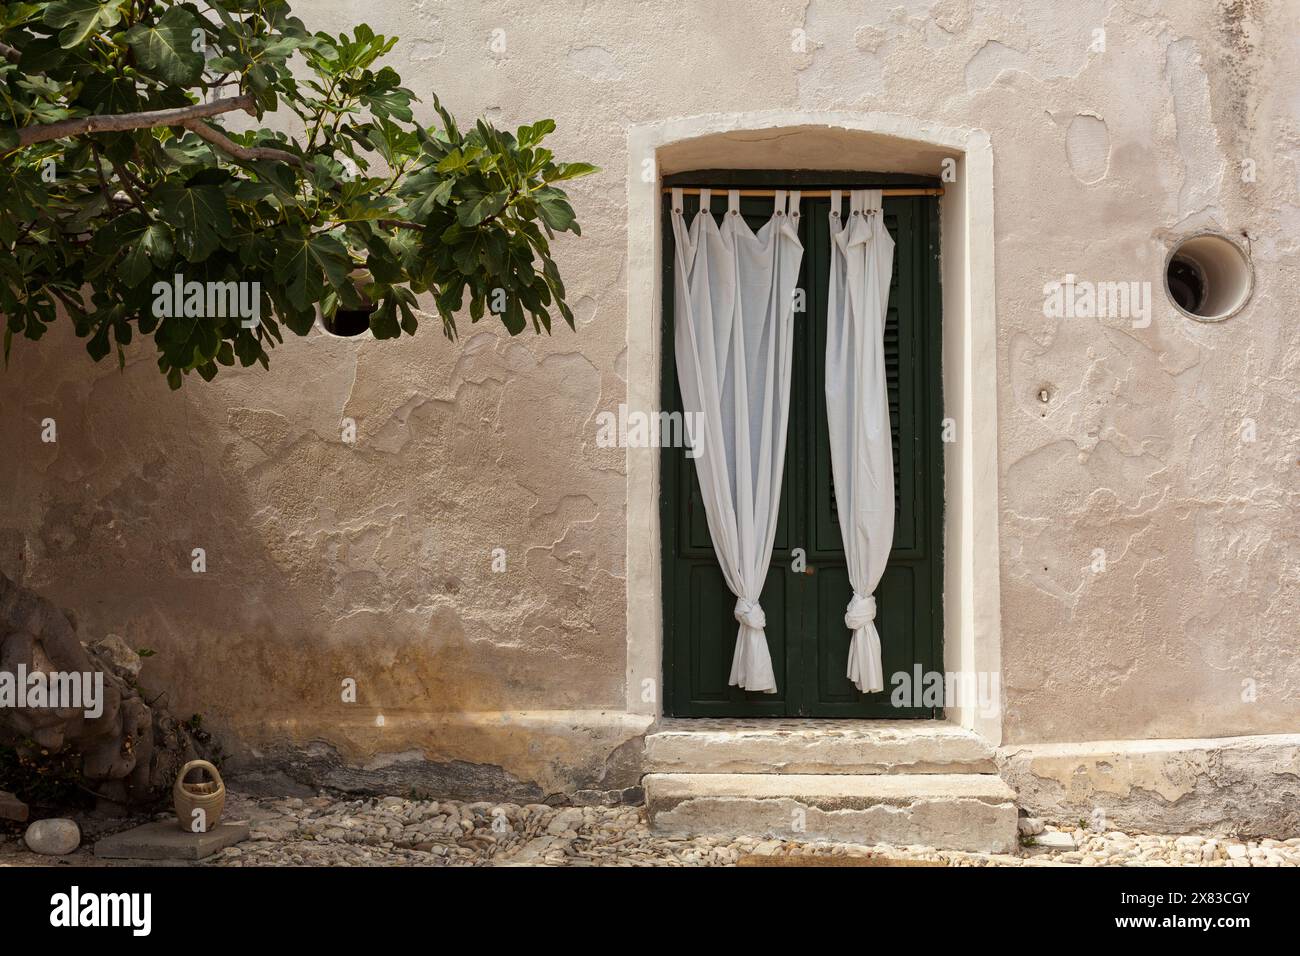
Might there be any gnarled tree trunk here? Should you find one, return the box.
[0,571,200,812]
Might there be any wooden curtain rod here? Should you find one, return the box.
[663,187,943,197]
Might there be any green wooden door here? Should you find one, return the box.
[661,184,944,718]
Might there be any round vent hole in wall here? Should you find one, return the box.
[322,307,375,337]
[320,271,378,337]
[1164,233,1253,322]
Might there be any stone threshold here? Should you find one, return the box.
[645,717,997,775]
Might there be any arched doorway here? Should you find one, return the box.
[623,113,1004,743]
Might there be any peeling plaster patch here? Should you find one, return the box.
[568,46,623,83]
[931,0,972,34]
[1273,204,1300,255]
[794,3,895,105]
[1019,0,1109,77]
[526,493,599,551]
[227,407,294,457]
[1001,737,1300,836]
[923,21,953,50]
[1065,114,1110,184]
[961,2,1106,92]
[407,38,445,61]
[797,51,884,106]
[1165,37,1226,219]
[854,25,886,53]
[964,40,1030,93]
[1030,751,1207,803]
[367,392,431,455]
[573,294,597,328]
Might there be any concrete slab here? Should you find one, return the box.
[94,820,250,861]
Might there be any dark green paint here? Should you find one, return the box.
[660,177,944,718]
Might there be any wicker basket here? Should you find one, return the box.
[174,759,226,833]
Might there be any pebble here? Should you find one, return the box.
[546,808,585,836]
[24,818,81,856]
[1033,830,1075,849]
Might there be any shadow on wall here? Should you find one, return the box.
[0,318,622,779]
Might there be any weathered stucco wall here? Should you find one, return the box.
[3,0,1297,795]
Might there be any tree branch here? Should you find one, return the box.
[180,118,305,168]
[110,159,148,214]
[0,41,20,64]
[89,143,113,205]
[16,94,256,147]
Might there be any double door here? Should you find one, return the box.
[660,188,944,717]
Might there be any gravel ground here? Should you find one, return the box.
[2,790,1298,867]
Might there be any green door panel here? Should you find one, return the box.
[661,180,943,718]
[672,560,795,716]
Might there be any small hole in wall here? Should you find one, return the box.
[322,307,375,337]
[1166,256,1206,314]
[1164,233,1253,322]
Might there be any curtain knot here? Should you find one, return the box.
[845,592,876,629]
[733,598,766,630]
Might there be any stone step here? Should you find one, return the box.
[644,719,997,775]
[644,772,1019,853]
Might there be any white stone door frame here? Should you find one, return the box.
[623,112,1004,745]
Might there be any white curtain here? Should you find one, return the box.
[825,189,896,693]
[670,187,803,693]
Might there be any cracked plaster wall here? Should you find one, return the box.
[2,0,1297,792]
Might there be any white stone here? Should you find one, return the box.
[1018,816,1045,836]
[24,818,80,855]
[1034,831,1076,849]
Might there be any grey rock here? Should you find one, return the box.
[24,818,81,855]
[546,807,585,835]
[89,634,142,680]
[1018,816,1045,836]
